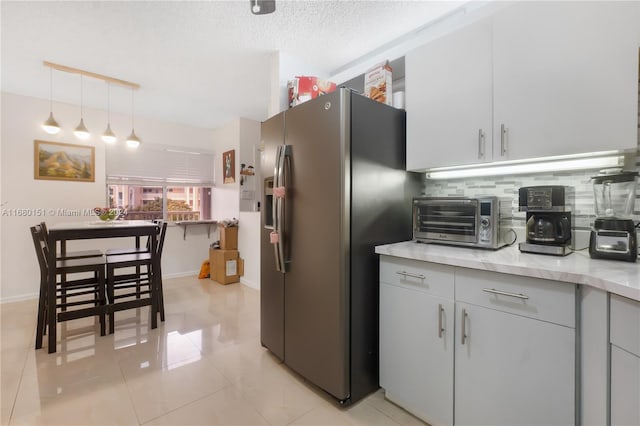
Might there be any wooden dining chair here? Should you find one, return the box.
[30,225,107,350]
[154,221,167,322]
[104,220,167,320]
[104,219,164,256]
[40,221,103,259]
[105,221,167,333]
[40,221,104,312]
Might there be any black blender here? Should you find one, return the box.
[589,169,639,262]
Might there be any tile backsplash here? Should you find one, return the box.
[420,149,640,249]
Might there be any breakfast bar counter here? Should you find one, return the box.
[375,241,640,302]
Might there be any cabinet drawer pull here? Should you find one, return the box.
[395,270,425,280]
[438,304,444,338]
[500,124,507,156]
[461,308,468,345]
[482,288,529,300]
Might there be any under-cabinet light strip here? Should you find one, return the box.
[425,155,624,180]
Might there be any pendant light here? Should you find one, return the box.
[42,61,141,145]
[101,82,117,144]
[42,68,61,134]
[73,75,90,140]
[125,88,141,149]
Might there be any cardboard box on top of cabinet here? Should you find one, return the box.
[209,248,244,285]
[218,224,238,250]
[364,61,392,106]
[288,76,337,108]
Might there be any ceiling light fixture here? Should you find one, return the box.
[125,88,141,149]
[42,61,140,144]
[101,82,117,144]
[250,0,275,15]
[42,68,61,134]
[73,75,90,140]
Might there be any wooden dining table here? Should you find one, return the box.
[46,220,160,353]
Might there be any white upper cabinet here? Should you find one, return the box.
[406,19,493,170]
[406,1,640,171]
[492,1,640,161]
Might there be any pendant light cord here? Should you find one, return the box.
[49,68,54,113]
[130,88,135,130]
[79,75,84,118]
[107,82,111,123]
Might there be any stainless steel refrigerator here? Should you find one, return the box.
[260,88,420,404]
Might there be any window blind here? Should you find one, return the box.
[106,143,215,186]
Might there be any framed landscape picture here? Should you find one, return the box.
[223,149,235,184]
[34,140,95,182]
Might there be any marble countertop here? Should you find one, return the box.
[375,241,640,302]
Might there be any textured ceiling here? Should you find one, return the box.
[1,1,464,129]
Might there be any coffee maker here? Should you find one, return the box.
[518,186,573,256]
[589,170,638,262]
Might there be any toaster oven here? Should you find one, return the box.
[413,196,511,249]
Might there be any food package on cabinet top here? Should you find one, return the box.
[364,61,392,106]
[288,76,337,108]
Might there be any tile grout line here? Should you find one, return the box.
[6,319,39,425]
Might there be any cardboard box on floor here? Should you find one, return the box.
[218,225,238,250]
[209,248,244,285]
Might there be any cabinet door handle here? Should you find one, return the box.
[482,288,529,300]
[461,308,468,345]
[500,124,507,156]
[395,270,425,280]
[438,303,445,338]
[477,129,485,159]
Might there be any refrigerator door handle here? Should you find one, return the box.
[275,194,285,272]
[272,145,284,272]
[273,144,291,273]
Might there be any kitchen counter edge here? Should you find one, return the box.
[375,241,640,302]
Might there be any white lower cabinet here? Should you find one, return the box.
[379,256,577,425]
[609,294,640,426]
[454,301,575,425]
[379,256,454,425]
[454,269,576,426]
[610,346,640,426]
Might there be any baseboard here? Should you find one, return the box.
[1,292,39,304]
[163,270,199,280]
[240,277,259,290]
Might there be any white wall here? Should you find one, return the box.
[0,92,217,302]
[0,93,3,303]
[211,120,241,221]
[211,117,261,290]
[268,51,331,117]
[239,118,261,289]
[238,211,260,290]
[239,118,260,213]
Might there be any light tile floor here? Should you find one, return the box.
[1,276,427,426]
